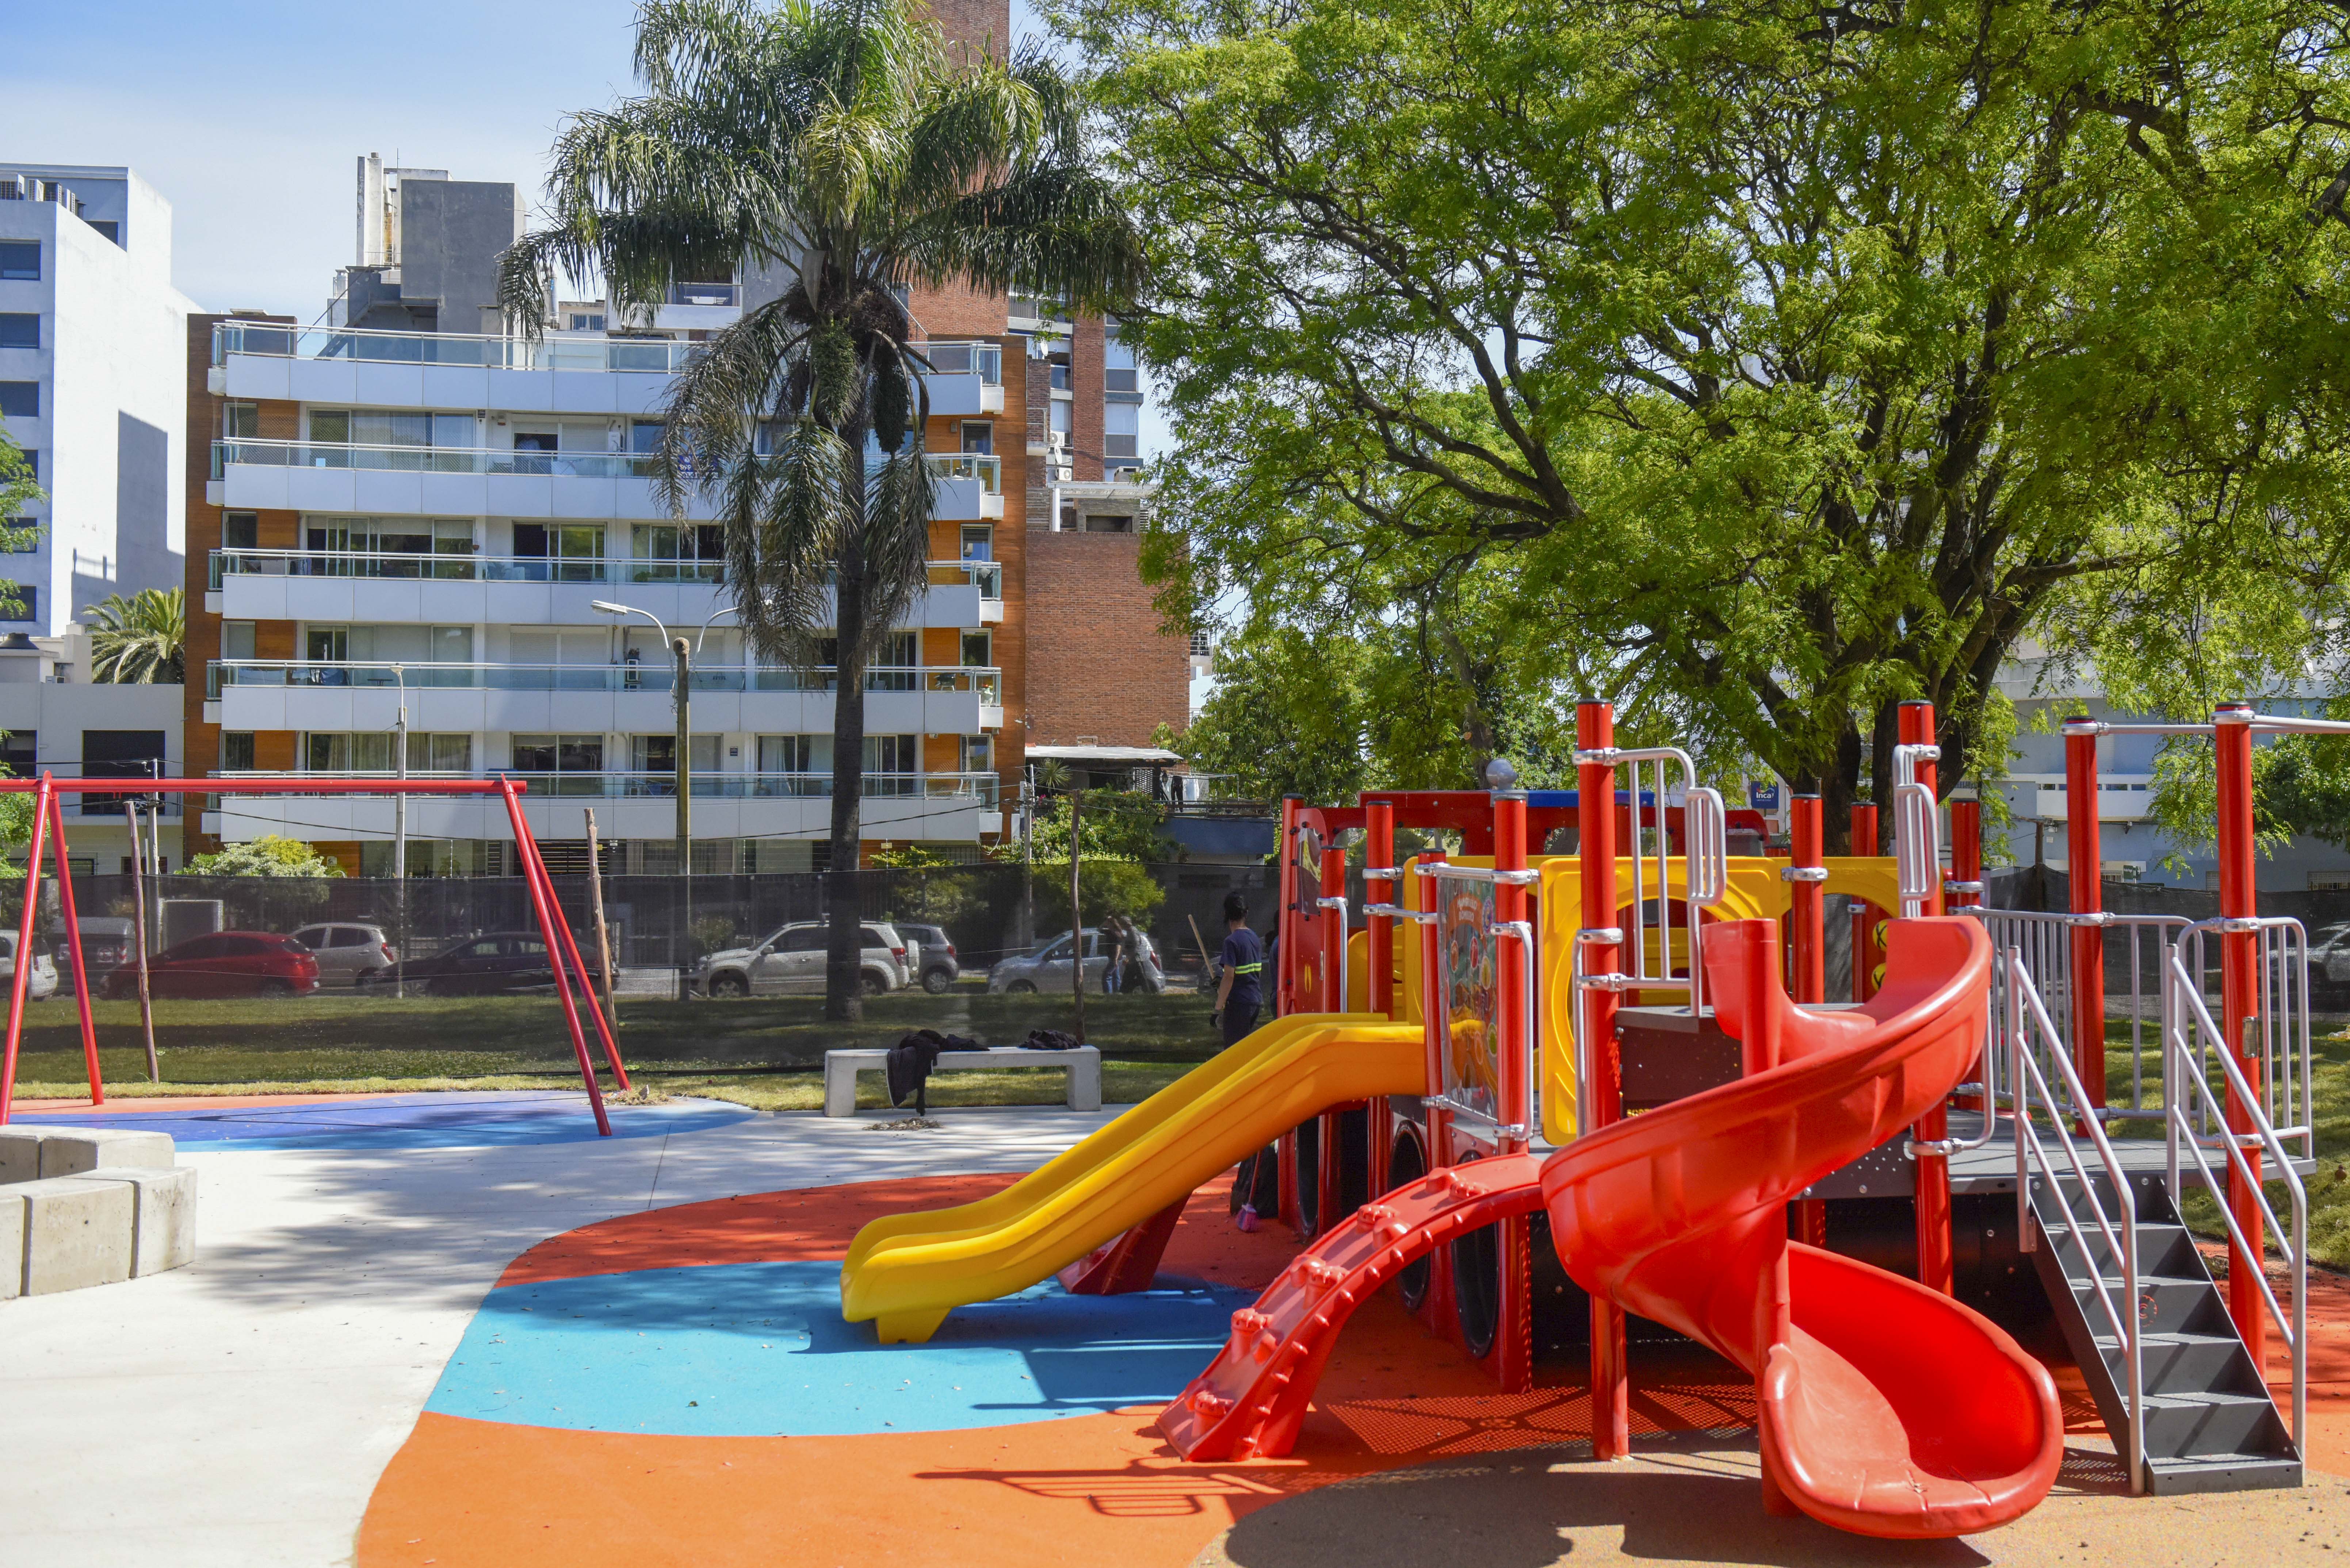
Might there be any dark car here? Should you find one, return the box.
[360,931,604,997]
[54,917,136,996]
[102,930,320,999]
[894,922,961,994]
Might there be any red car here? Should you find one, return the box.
[103,931,321,999]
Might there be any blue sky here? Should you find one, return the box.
[4,0,1056,318]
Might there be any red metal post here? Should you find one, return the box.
[499,781,611,1136]
[1492,790,1533,1392]
[512,813,631,1091]
[1788,796,1824,1004]
[2214,703,2265,1364]
[1366,800,1396,1019]
[1320,831,1347,1013]
[1949,797,1982,910]
[1850,803,1882,1002]
[45,791,103,1104]
[2063,716,2108,1111]
[1576,699,1629,1459]
[1899,702,1954,1296]
[0,779,54,1125]
[1277,796,1302,1018]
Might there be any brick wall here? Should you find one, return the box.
[916,278,1007,338]
[1070,315,1105,482]
[921,0,1008,55]
[1024,529,1188,747]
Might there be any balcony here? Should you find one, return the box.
[209,550,999,628]
[209,443,1001,524]
[205,770,1002,843]
[920,342,1005,417]
[207,660,1005,736]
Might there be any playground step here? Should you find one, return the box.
[2026,1188,2299,1493]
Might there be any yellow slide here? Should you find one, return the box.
[840,1013,1424,1343]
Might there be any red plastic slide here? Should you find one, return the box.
[1159,1153,1547,1460]
[1541,917,2062,1538]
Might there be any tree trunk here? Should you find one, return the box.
[825,514,871,1023]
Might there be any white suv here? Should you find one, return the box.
[698,920,909,997]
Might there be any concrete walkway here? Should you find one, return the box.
[0,1101,1122,1568]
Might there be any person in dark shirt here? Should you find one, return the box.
[1212,892,1264,1048]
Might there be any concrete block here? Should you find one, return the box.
[0,1189,22,1300]
[18,1176,133,1295]
[0,1128,54,1184]
[30,1127,176,1178]
[92,1165,198,1277]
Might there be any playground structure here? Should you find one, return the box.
[844,693,2323,1536]
[0,774,630,1134]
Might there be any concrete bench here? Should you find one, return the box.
[0,1127,198,1297]
[823,1046,1101,1117]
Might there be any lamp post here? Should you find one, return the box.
[393,662,408,1000]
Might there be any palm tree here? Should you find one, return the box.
[504,0,1141,1019]
[85,588,185,684]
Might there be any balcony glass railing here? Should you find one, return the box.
[209,549,998,601]
[667,281,740,307]
[213,441,1004,495]
[213,320,704,373]
[210,770,1002,806]
[209,660,1004,706]
[921,341,1003,385]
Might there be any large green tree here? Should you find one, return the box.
[1077,0,2350,848]
[506,0,1141,1017]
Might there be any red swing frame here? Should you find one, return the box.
[0,774,630,1134]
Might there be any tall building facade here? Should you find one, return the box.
[0,164,194,637]
[184,111,1189,873]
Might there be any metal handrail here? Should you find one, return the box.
[1892,744,1940,917]
[1487,916,1538,1142]
[2008,948,2144,1492]
[1317,895,1350,1008]
[1962,906,2193,1123]
[209,769,1002,803]
[2171,917,2316,1160]
[1567,745,1731,1013]
[207,659,1003,703]
[2163,942,2308,1459]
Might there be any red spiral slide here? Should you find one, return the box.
[1163,916,2061,1540]
[1540,916,2062,1537]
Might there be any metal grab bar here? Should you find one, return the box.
[1961,906,2193,1124]
[1317,895,1350,1008]
[2163,944,2309,1459]
[1567,745,1730,1014]
[1489,917,1538,1143]
[2171,917,2316,1161]
[2007,949,2144,1493]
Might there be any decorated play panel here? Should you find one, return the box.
[14,1090,754,1150]
[349,698,2329,1561]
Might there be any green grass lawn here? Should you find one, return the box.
[7,990,1221,1113]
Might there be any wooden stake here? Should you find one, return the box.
[1069,790,1085,1043]
[584,809,620,1037]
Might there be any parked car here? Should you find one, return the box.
[53,917,135,995]
[359,931,603,997]
[893,922,961,994]
[696,921,909,997]
[102,931,319,1000]
[990,928,1154,994]
[289,922,398,988]
[0,931,58,1000]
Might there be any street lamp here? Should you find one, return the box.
[591,600,741,877]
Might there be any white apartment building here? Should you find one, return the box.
[0,164,194,637]
[189,165,1015,874]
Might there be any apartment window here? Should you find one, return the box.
[511,523,605,581]
[1048,401,1071,437]
[0,315,38,350]
[1,731,35,774]
[84,221,119,247]
[959,421,993,456]
[0,586,37,623]
[1085,513,1135,534]
[224,403,260,440]
[568,313,606,331]
[1,520,37,552]
[862,733,918,774]
[221,621,257,661]
[512,734,605,773]
[1105,333,1138,394]
[1049,362,1070,392]
[961,630,992,668]
[81,731,166,813]
[630,734,721,773]
[221,732,255,771]
[1189,630,1212,658]
[223,513,259,550]
[960,735,993,773]
[305,732,395,772]
[0,243,37,281]
[632,523,724,560]
[960,524,993,562]
[307,410,473,447]
[1103,403,1140,459]
[759,735,814,772]
[11,451,34,483]
[0,383,37,418]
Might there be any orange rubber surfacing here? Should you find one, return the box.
[359,1173,1762,1568]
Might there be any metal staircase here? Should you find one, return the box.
[1994,932,2307,1495]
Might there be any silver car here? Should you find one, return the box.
[0,931,58,1000]
[289,923,397,988]
[698,920,909,997]
[989,927,1166,994]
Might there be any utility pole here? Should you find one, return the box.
[674,634,692,995]
[1069,787,1085,1042]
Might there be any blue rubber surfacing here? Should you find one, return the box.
[425,1260,1255,1437]
[14,1090,756,1149]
